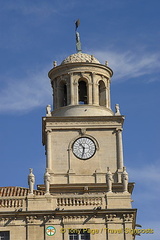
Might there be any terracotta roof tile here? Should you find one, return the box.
[0,186,44,197]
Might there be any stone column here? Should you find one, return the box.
[88,82,92,104]
[75,81,79,104]
[56,85,60,109]
[70,73,74,105]
[108,79,111,109]
[66,83,70,105]
[92,73,99,105]
[46,130,52,170]
[116,129,124,170]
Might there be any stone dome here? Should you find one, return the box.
[61,52,100,65]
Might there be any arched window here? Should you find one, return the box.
[99,80,106,106]
[59,81,67,107]
[78,80,88,104]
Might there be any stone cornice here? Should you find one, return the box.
[0,208,137,218]
[48,62,113,80]
[43,115,125,124]
[37,182,135,194]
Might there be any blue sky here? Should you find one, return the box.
[0,0,160,239]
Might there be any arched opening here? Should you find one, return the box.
[78,80,88,104]
[59,81,67,107]
[99,80,106,106]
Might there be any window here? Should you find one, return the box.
[0,231,10,240]
[99,80,106,107]
[59,81,67,107]
[78,80,88,104]
[69,229,90,240]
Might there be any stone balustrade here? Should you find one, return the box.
[57,197,102,206]
[0,197,24,208]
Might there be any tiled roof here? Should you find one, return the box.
[0,186,44,197]
[61,52,100,65]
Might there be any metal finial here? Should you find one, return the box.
[75,19,80,30]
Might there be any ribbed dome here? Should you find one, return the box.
[61,52,100,65]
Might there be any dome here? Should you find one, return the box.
[61,52,100,65]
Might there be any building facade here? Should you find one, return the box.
[0,50,137,239]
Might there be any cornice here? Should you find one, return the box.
[37,182,135,194]
[0,208,137,218]
[48,62,113,80]
[43,115,125,124]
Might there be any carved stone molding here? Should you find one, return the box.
[123,213,134,222]
[80,128,86,135]
[106,214,117,222]
[62,215,92,224]
[26,216,37,224]
[43,215,55,223]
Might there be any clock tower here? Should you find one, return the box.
[43,52,125,185]
[40,49,137,239]
[39,22,137,240]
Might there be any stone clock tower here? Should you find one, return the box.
[40,49,137,239]
[43,53,124,185]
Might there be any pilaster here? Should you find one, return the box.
[70,73,74,105]
[116,128,124,182]
[46,130,52,170]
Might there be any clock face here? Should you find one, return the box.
[72,137,96,160]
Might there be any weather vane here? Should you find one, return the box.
[75,19,82,53]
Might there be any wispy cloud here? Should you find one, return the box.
[0,67,52,113]
[128,161,160,201]
[92,50,160,82]
[129,161,160,182]
[1,48,159,113]
[0,0,76,17]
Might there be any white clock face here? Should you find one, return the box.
[72,137,96,160]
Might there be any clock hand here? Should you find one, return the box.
[81,146,85,157]
[79,143,85,157]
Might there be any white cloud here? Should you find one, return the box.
[128,161,160,201]
[128,162,160,183]
[91,50,160,82]
[0,67,52,113]
[0,1,75,17]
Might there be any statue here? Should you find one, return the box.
[53,61,57,67]
[46,105,51,117]
[115,104,121,116]
[75,19,82,53]
[76,32,82,53]
[28,168,35,194]
[44,168,51,194]
[122,167,128,192]
[107,167,113,192]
